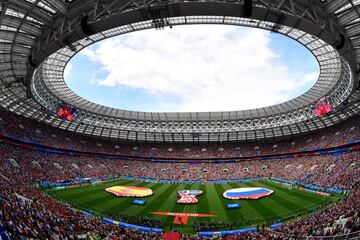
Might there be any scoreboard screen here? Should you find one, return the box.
[57,105,77,120]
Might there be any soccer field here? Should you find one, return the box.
[46,179,341,233]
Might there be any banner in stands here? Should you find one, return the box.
[271,222,283,229]
[198,227,257,237]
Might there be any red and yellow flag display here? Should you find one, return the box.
[105,186,153,197]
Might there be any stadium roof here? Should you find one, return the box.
[0,0,360,142]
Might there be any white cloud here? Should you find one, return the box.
[63,62,72,81]
[80,25,318,112]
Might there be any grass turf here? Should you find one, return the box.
[45,179,341,233]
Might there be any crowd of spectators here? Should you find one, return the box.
[277,182,360,237]
[0,142,358,189]
[193,184,360,237]
[0,143,167,239]
[0,109,359,239]
[0,142,359,239]
[0,110,359,159]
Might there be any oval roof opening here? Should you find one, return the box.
[65,24,319,113]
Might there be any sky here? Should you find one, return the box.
[64,24,319,112]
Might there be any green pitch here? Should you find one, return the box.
[45,179,341,233]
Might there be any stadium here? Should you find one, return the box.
[0,0,360,239]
